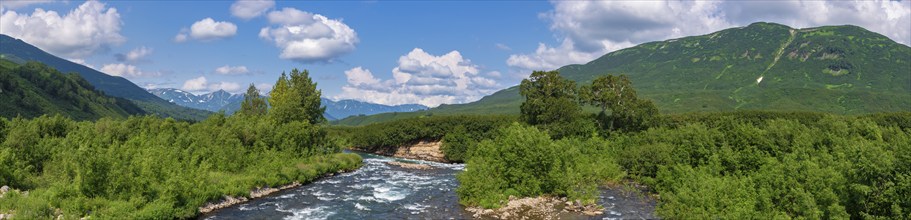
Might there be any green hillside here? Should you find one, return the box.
[0,60,144,120]
[0,34,211,121]
[336,22,911,126]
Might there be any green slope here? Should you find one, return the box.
[0,34,211,121]
[0,60,144,120]
[336,22,911,126]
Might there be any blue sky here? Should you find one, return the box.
[2,0,909,107]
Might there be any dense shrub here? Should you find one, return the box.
[616,113,911,219]
[0,114,361,219]
[456,123,624,208]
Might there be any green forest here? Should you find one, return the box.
[0,69,362,219]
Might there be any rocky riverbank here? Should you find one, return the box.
[465,196,605,220]
[386,161,434,170]
[353,140,449,163]
[198,168,358,215]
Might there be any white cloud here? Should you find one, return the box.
[67,58,95,69]
[100,63,160,78]
[208,81,242,93]
[0,0,125,59]
[116,46,152,63]
[181,76,208,91]
[335,48,501,107]
[259,7,358,62]
[214,65,249,75]
[344,67,380,86]
[508,0,911,73]
[0,0,52,10]
[180,76,243,93]
[255,83,273,95]
[230,0,274,20]
[173,32,188,42]
[175,18,237,42]
[495,43,511,51]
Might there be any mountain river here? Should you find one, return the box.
[201,152,656,220]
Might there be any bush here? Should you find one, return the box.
[456,123,624,208]
[616,112,911,219]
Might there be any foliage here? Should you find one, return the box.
[448,110,910,218]
[0,60,144,120]
[238,84,267,116]
[519,70,581,126]
[611,112,911,219]
[456,123,624,208]
[519,70,589,138]
[580,74,659,131]
[269,69,326,124]
[0,113,361,219]
[337,115,515,162]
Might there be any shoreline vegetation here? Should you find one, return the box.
[0,69,368,219]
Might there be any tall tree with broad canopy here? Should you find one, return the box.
[239,83,268,116]
[519,70,595,138]
[268,69,326,124]
[580,74,657,131]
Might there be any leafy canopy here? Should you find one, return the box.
[239,83,267,117]
[268,69,326,124]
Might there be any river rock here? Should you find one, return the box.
[387,161,433,170]
[199,196,249,214]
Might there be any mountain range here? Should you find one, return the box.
[0,34,211,121]
[148,88,244,113]
[335,22,911,126]
[148,88,428,120]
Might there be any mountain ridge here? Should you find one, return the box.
[147,88,429,120]
[335,22,911,126]
[0,34,211,121]
[0,59,144,120]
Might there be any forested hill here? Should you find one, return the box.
[336,22,911,126]
[0,59,145,120]
[0,34,211,121]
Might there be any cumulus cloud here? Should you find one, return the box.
[230,0,274,19]
[180,76,242,93]
[0,0,52,10]
[175,18,237,42]
[508,0,911,73]
[259,7,358,62]
[100,63,160,78]
[115,46,152,63]
[181,76,208,91]
[335,48,501,107]
[214,65,249,75]
[0,0,125,59]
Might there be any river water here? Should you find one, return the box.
[202,152,656,220]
